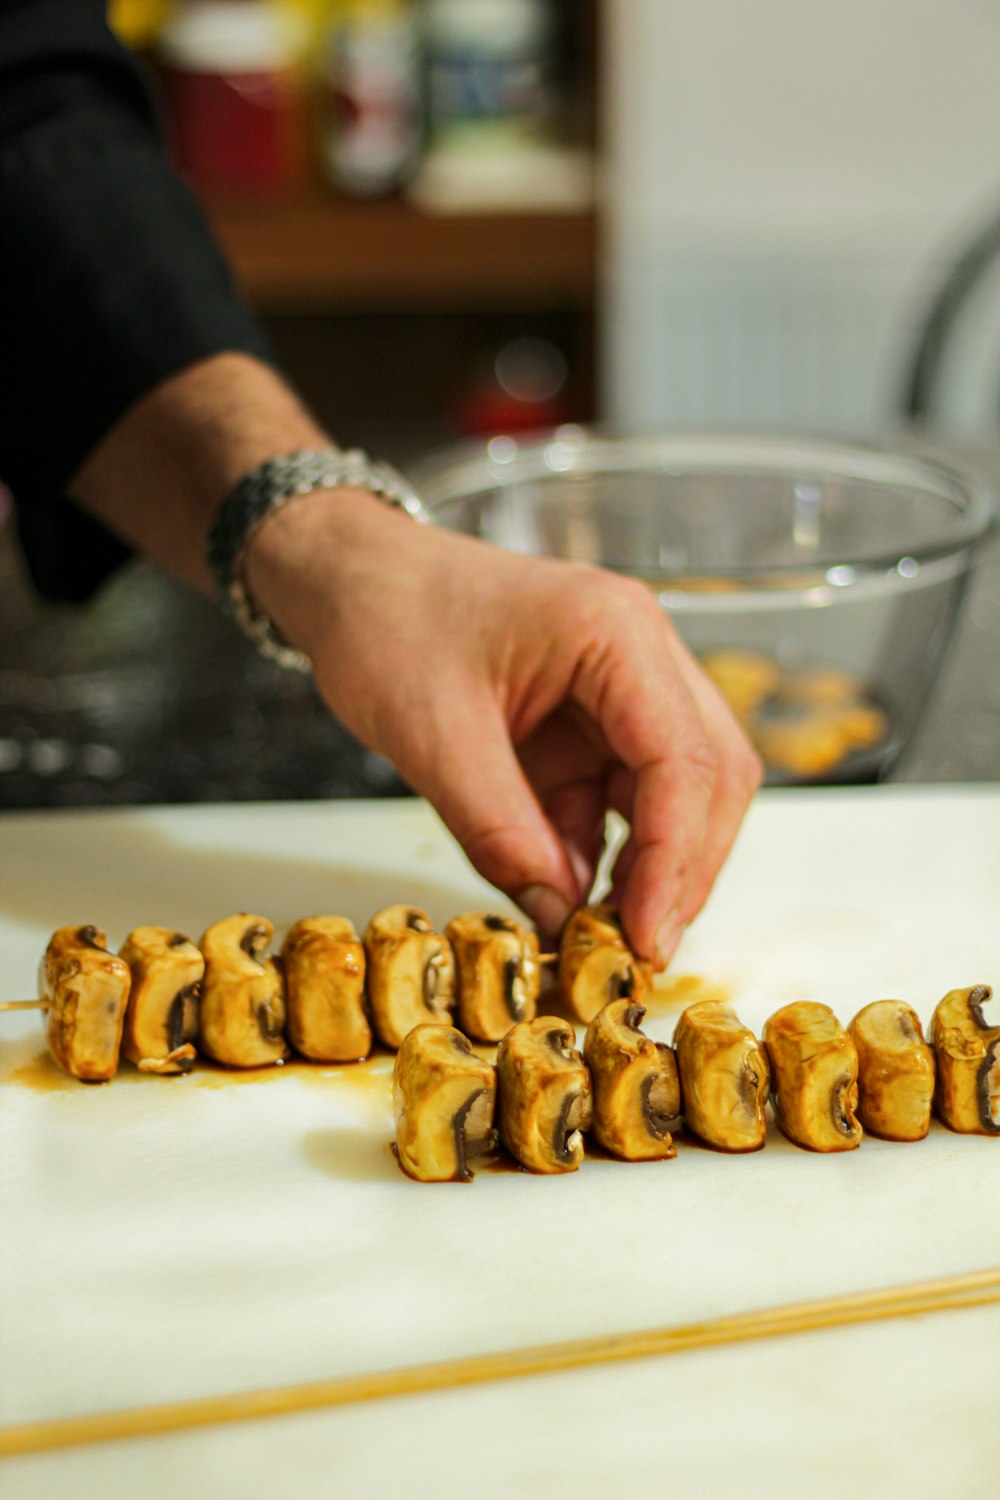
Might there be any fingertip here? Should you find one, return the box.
[515,884,573,938]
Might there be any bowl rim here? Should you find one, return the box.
[412,428,998,582]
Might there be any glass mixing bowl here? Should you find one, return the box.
[413,430,996,784]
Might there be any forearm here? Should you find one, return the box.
[0,0,273,601]
[67,353,331,594]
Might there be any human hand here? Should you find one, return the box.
[245,488,761,966]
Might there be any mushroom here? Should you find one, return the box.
[119,927,204,1075]
[583,1000,679,1160]
[847,1000,936,1141]
[762,1001,862,1152]
[700,648,781,722]
[673,1000,770,1152]
[559,905,652,1024]
[392,1025,497,1182]
[447,912,541,1043]
[364,904,455,1050]
[496,1016,593,1173]
[282,916,370,1063]
[930,984,1000,1136]
[38,925,131,1082]
[198,914,287,1068]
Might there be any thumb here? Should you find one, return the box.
[402,698,579,938]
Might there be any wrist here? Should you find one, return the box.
[209,446,428,670]
[241,482,389,660]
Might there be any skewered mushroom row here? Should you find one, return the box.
[29,903,550,1081]
[392,986,998,1180]
[27,916,999,1149]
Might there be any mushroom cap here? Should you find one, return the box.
[847,1000,935,1141]
[366,904,436,941]
[393,1025,497,1182]
[763,1001,861,1152]
[39,925,131,1082]
[583,1000,677,1160]
[120,926,204,1075]
[198,913,287,1068]
[674,1000,769,1152]
[497,1016,592,1173]
[365,905,455,1050]
[931,985,1000,1135]
[931,984,998,1048]
[283,916,370,1063]
[447,913,540,1043]
[559,905,650,1024]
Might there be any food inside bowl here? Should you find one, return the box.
[700,649,890,781]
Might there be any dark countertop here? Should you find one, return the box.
[0,435,997,809]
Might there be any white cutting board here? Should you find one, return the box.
[0,787,998,1500]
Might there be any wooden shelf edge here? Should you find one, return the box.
[204,193,598,314]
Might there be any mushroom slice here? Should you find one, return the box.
[120,927,204,1075]
[392,1025,497,1182]
[763,1002,861,1152]
[847,1000,935,1141]
[447,913,541,1043]
[497,1016,593,1173]
[673,1000,770,1152]
[198,914,287,1068]
[38,925,131,1082]
[283,916,370,1063]
[559,905,652,1025]
[364,905,456,1050]
[583,1000,678,1160]
[930,985,1000,1136]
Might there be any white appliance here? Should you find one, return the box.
[602,0,1000,435]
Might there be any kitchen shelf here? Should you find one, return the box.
[204,191,598,315]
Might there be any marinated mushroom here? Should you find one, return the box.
[496,1016,593,1173]
[393,1024,497,1182]
[763,1001,862,1152]
[673,1000,770,1152]
[283,916,370,1063]
[39,925,131,1082]
[120,927,204,1074]
[198,914,287,1068]
[447,912,541,1043]
[559,904,652,1025]
[364,905,456,1050]
[700,648,781,722]
[847,1000,935,1141]
[930,984,1000,1136]
[583,1000,679,1160]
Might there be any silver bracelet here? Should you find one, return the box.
[207,446,430,672]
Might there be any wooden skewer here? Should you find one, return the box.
[0,999,45,1012]
[1,1267,996,1460]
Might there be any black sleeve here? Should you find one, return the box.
[0,0,274,601]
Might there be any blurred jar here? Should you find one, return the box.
[317,0,421,197]
[109,0,173,49]
[158,1,309,197]
[424,0,555,147]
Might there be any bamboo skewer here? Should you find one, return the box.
[0,999,44,1012]
[1,1267,997,1460]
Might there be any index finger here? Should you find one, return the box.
[569,581,719,961]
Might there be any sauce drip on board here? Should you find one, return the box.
[645,973,731,1014]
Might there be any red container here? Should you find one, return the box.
[158,2,307,197]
